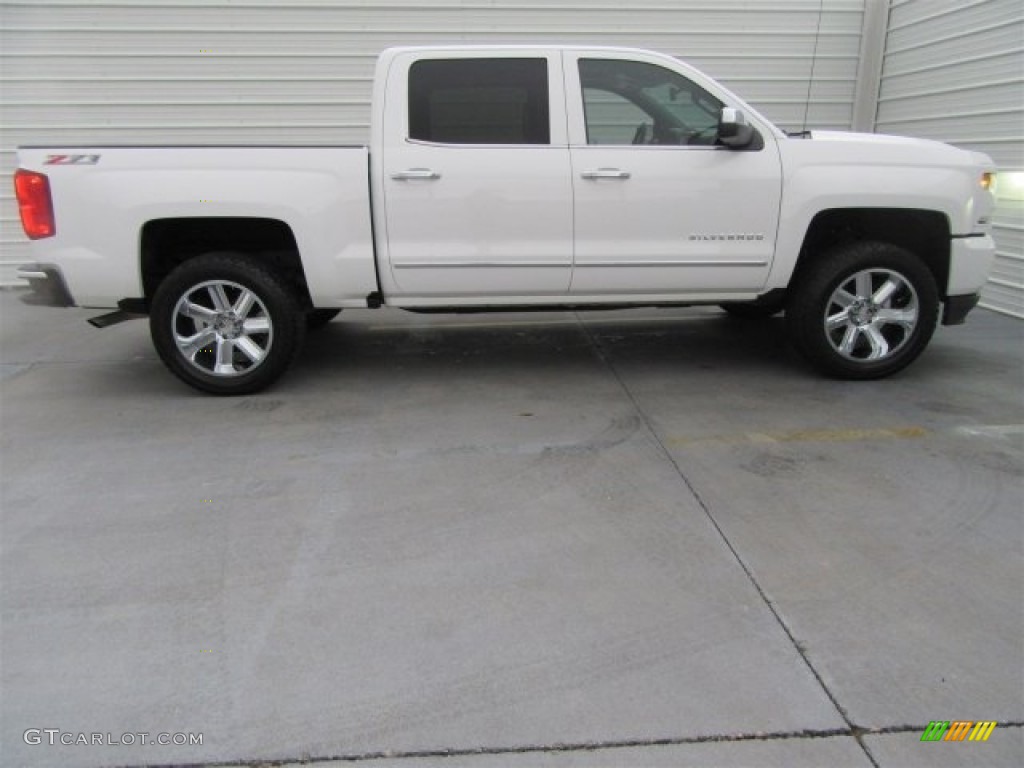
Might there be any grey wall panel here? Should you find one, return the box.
[877,0,1024,318]
[0,0,865,282]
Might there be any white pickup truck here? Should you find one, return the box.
[15,45,997,394]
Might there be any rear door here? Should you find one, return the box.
[379,51,573,301]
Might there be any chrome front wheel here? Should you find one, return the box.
[788,242,939,380]
[823,268,919,363]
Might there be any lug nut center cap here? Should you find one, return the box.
[214,314,242,339]
[850,301,877,327]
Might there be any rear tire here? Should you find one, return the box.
[787,242,939,380]
[150,253,305,395]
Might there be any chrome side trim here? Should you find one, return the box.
[575,260,768,268]
[393,260,766,270]
[393,261,570,269]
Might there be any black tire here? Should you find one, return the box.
[306,308,341,329]
[787,241,939,380]
[150,252,306,395]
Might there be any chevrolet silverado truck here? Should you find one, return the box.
[14,45,997,394]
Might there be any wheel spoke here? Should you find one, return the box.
[872,277,901,306]
[213,337,236,374]
[875,307,918,329]
[234,336,266,364]
[233,289,256,318]
[181,301,217,325]
[838,325,860,356]
[855,272,873,299]
[176,328,217,360]
[242,316,271,334]
[208,284,231,312]
[864,324,890,360]
[832,288,858,309]
[826,309,850,331]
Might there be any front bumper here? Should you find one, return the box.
[943,293,980,326]
[947,234,996,297]
[16,263,75,307]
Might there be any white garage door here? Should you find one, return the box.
[0,0,867,283]
[876,0,1024,318]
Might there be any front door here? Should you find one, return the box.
[565,53,783,297]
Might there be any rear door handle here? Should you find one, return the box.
[580,168,631,180]
[391,168,441,181]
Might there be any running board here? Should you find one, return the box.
[88,310,144,328]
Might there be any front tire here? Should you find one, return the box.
[787,242,939,380]
[150,253,306,395]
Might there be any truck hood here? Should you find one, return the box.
[776,129,997,239]
[801,130,995,170]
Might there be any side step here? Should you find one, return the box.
[88,298,148,328]
[88,310,145,328]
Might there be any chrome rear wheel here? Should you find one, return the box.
[173,280,274,377]
[151,253,305,395]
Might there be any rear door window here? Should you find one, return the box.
[408,58,550,145]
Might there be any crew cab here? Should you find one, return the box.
[14,46,997,394]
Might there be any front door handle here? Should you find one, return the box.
[580,168,631,180]
[391,168,441,181]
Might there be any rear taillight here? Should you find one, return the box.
[14,169,56,239]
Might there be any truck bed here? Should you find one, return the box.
[15,145,378,308]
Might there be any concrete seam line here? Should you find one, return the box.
[569,312,882,768]
[123,722,1024,766]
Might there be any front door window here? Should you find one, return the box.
[579,58,723,146]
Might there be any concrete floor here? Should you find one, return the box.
[1,290,1021,768]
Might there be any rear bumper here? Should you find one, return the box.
[16,263,75,307]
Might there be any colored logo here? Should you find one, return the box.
[44,154,101,166]
[921,721,997,742]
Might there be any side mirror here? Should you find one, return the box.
[718,107,755,149]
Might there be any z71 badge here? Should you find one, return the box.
[44,154,101,165]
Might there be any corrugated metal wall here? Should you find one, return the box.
[877,0,1024,317]
[5,1,1019,318]
[0,0,866,283]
